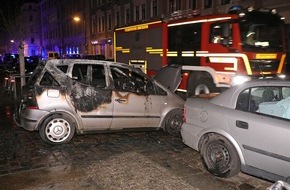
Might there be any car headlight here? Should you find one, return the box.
[231,75,251,86]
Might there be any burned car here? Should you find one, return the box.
[181,79,290,182]
[16,59,184,145]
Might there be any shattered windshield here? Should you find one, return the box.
[240,13,284,52]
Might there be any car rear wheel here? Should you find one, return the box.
[163,109,183,136]
[39,114,75,145]
[200,134,241,178]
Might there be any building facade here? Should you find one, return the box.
[15,2,41,57]
[18,0,290,59]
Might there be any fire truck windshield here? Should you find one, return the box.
[239,12,284,52]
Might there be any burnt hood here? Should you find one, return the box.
[153,65,182,92]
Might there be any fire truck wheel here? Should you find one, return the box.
[187,79,216,97]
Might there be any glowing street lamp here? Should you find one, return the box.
[73,16,87,54]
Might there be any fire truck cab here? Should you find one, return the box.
[115,6,286,97]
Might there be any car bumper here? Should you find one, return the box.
[181,122,202,151]
[20,108,49,131]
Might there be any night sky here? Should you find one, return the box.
[0,0,40,53]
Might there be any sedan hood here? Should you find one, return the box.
[153,65,182,92]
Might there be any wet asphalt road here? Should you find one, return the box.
[0,81,272,190]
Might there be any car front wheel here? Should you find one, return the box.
[163,109,183,136]
[200,134,241,178]
[39,113,75,145]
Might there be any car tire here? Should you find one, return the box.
[163,109,183,136]
[200,134,241,178]
[39,113,75,145]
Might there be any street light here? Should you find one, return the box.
[73,16,87,54]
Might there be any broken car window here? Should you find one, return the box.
[92,65,106,88]
[110,66,156,95]
[57,65,68,73]
[72,64,89,85]
[237,86,290,120]
[39,72,60,87]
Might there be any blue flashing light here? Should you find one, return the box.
[228,5,244,14]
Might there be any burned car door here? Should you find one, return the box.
[109,65,166,129]
[67,63,113,131]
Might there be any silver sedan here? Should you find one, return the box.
[181,79,290,182]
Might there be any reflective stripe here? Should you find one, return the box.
[196,52,252,75]
[278,54,286,73]
[168,17,231,27]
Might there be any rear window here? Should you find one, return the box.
[26,62,45,85]
[57,65,68,73]
[39,72,60,87]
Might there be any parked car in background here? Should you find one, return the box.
[47,51,59,59]
[181,79,290,182]
[82,54,105,60]
[62,54,81,59]
[3,56,39,93]
[16,59,184,145]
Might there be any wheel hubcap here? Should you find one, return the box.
[207,143,230,170]
[169,114,182,134]
[195,84,210,95]
[53,126,64,135]
[45,118,71,143]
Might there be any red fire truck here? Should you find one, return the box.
[114,6,287,97]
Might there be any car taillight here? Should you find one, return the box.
[26,90,39,110]
[183,105,186,123]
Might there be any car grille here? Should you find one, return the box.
[249,59,279,73]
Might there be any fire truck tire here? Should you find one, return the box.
[187,79,216,97]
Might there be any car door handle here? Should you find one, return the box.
[115,98,127,103]
[236,120,248,129]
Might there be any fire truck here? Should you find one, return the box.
[114,6,287,97]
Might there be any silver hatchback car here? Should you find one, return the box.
[17,59,184,145]
[181,79,290,182]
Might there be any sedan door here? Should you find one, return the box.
[227,87,290,179]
